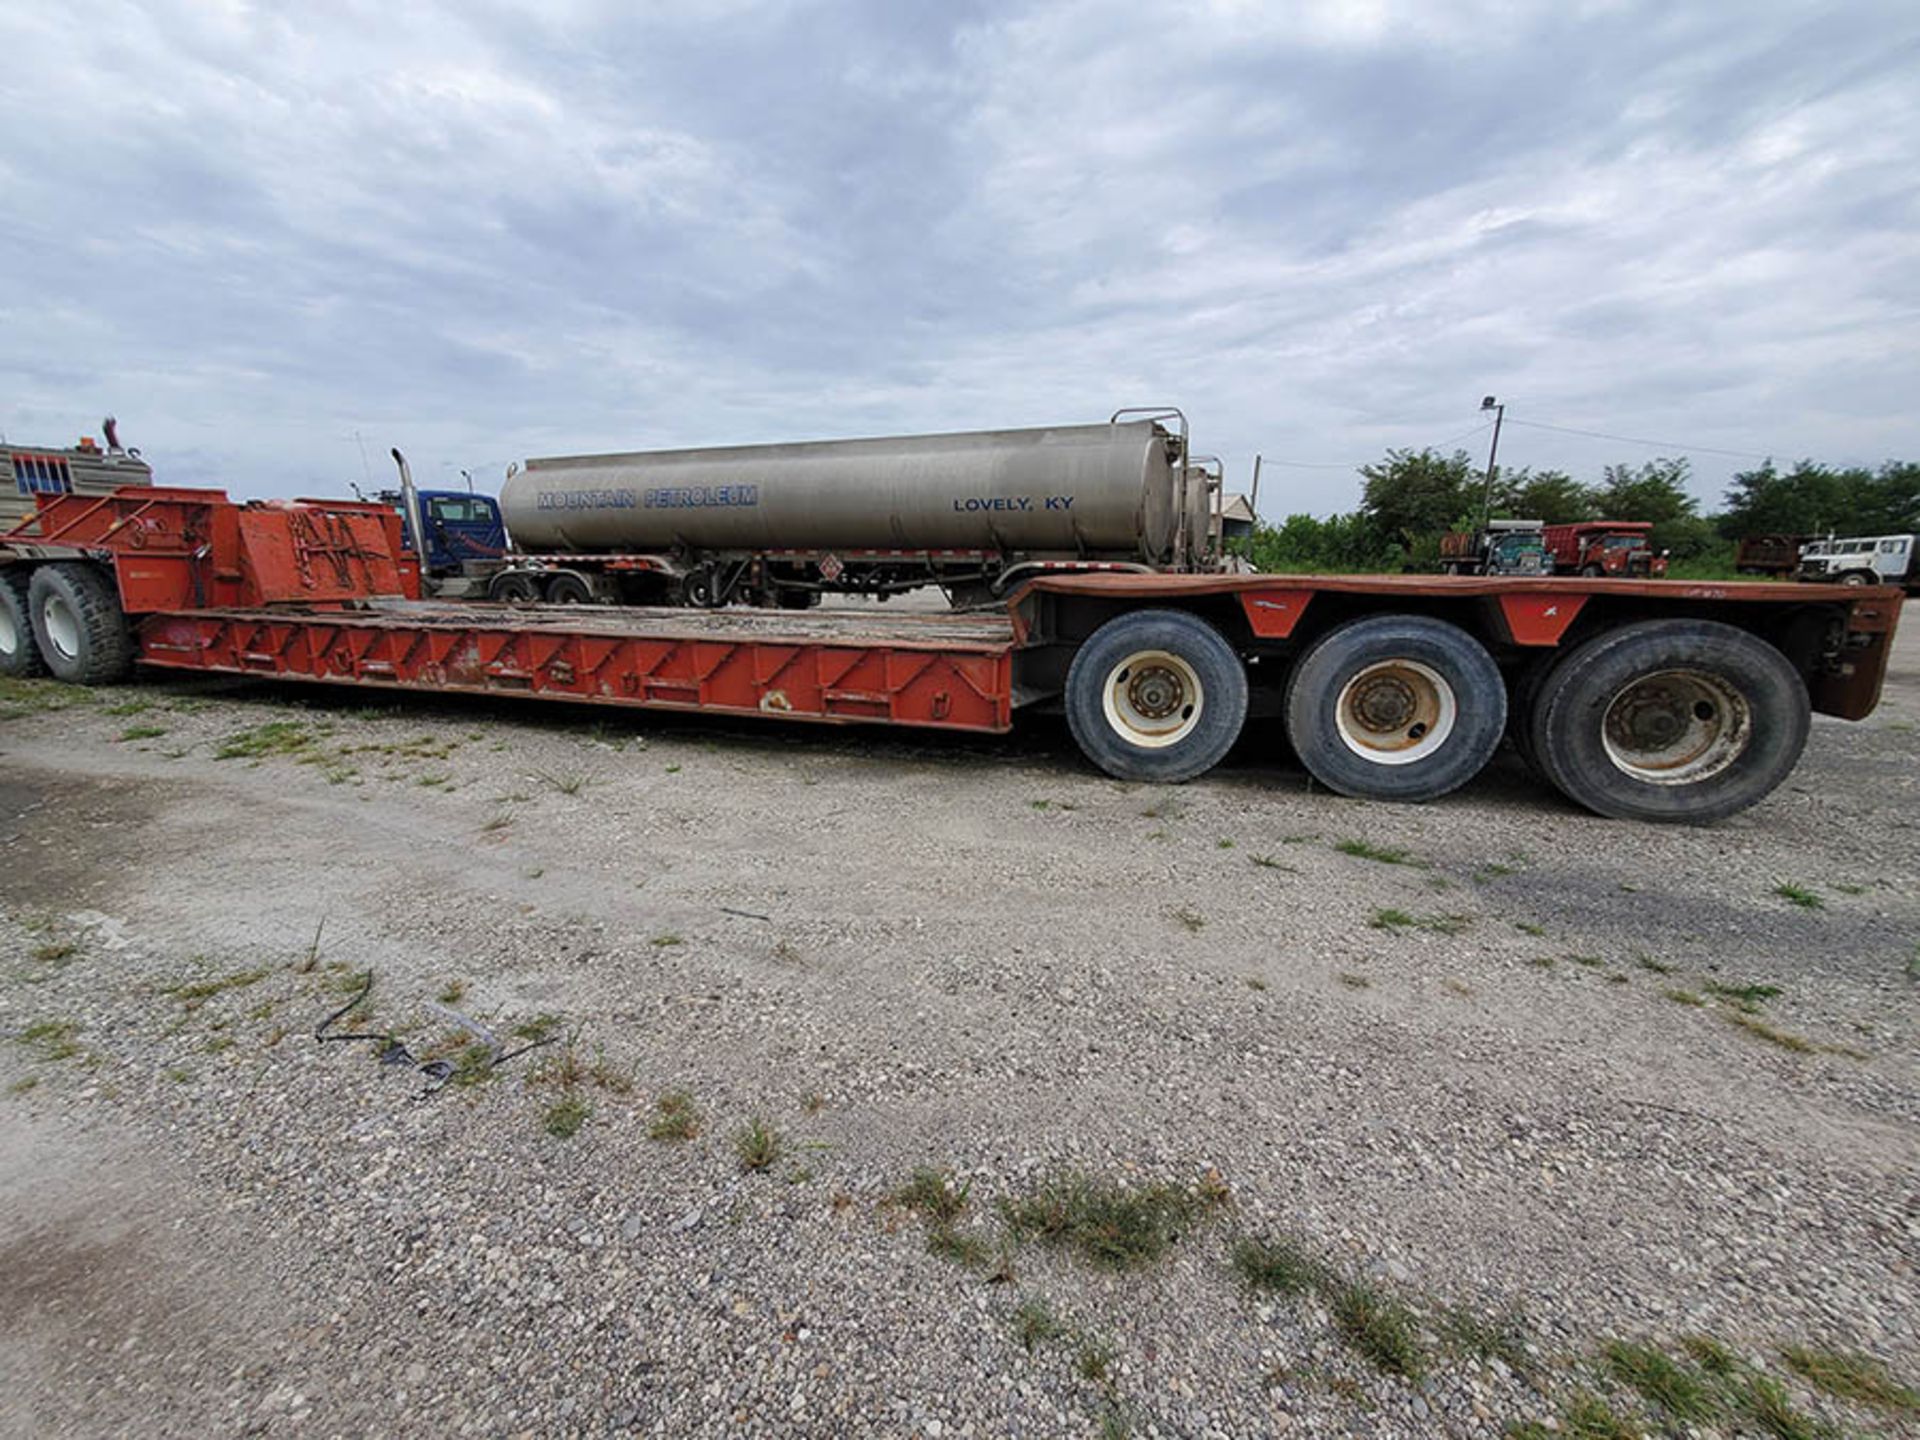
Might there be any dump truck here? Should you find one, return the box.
[1543,521,1668,578]
[2,418,151,531]
[384,411,1223,608]
[1438,521,1549,577]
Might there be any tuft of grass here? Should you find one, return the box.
[450,1043,496,1088]
[479,812,513,834]
[8,1075,40,1095]
[1336,972,1372,989]
[165,966,271,1004]
[1169,905,1206,933]
[1215,837,1235,850]
[1000,1172,1223,1271]
[511,1013,564,1043]
[1440,1306,1532,1373]
[1327,1281,1424,1378]
[1513,920,1546,937]
[1334,838,1419,865]
[1553,1391,1642,1440]
[1725,1011,1815,1053]
[31,941,78,964]
[1076,1337,1118,1384]
[1680,1334,1740,1377]
[1012,1294,1067,1352]
[1635,954,1676,975]
[649,933,684,947]
[102,699,151,716]
[1780,1345,1918,1411]
[735,1117,781,1172]
[892,1167,970,1223]
[1737,1375,1832,1440]
[1774,882,1824,910]
[543,1094,590,1139]
[1370,909,1471,935]
[1568,954,1605,968]
[536,769,591,796]
[19,1019,83,1061]
[926,1225,994,1270]
[1704,980,1782,1012]
[1664,988,1706,1007]
[648,1089,700,1141]
[213,720,313,761]
[1603,1339,1722,1423]
[438,979,466,1005]
[1230,1235,1325,1296]
[1370,908,1417,930]
[118,724,168,741]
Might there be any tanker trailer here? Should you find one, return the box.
[497,411,1217,607]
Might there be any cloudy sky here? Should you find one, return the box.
[3,0,1916,517]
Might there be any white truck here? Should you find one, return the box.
[1798,534,1917,591]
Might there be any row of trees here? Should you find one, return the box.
[1247,450,1919,575]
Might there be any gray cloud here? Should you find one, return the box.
[2,0,1916,515]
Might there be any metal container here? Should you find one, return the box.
[500,419,1192,562]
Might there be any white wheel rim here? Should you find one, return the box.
[1601,668,1750,784]
[42,594,81,660]
[0,605,17,657]
[1101,648,1204,749]
[1334,658,1457,766]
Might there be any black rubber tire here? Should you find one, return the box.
[1580,564,1603,578]
[1840,571,1873,587]
[1283,614,1506,802]
[1505,653,1560,779]
[544,573,594,605]
[0,569,47,678]
[491,573,540,603]
[1524,619,1809,824]
[1064,609,1248,784]
[27,562,133,684]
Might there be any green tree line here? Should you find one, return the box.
[1246,450,1919,576]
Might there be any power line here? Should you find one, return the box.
[1504,418,1771,462]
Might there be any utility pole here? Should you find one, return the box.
[1478,396,1505,530]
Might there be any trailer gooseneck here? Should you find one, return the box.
[0,482,1901,824]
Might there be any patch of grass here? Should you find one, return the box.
[649,933,684,947]
[1369,909,1471,935]
[213,720,313,761]
[1635,955,1675,975]
[1603,1338,1722,1423]
[648,1089,700,1141]
[1680,1334,1740,1377]
[1439,1306,1532,1372]
[103,699,152,716]
[450,1043,496,1088]
[536,769,592,796]
[735,1117,781,1172]
[1215,837,1235,850]
[1076,1336,1118,1384]
[1704,981,1782,1012]
[479,812,513,834]
[1169,905,1206,933]
[1012,1294,1067,1352]
[1472,862,1516,884]
[1780,1345,1918,1411]
[0,676,97,717]
[510,1013,564,1043]
[1327,1281,1424,1378]
[19,1020,83,1061]
[1832,881,1869,896]
[8,1075,40,1095]
[118,724,168,741]
[1230,1235,1325,1296]
[892,1167,970,1223]
[1527,956,1556,969]
[1513,920,1546,937]
[1725,1011,1815,1053]
[543,1094,590,1138]
[1000,1172,1223,1271]
[1336,972,1372,989]
[436,979,466,1005]
[1736,1374,1833,1440]
[31,940,78,964]
[1553,1391,1642,1440]
[1664,988,1706,1006]
[1568,954,1604,968]
[1774,882,1824,910]
[926,1225,994,1270]
[165,966,271,1004]
[1245,976,1268,991]
[1334,838,1419,865]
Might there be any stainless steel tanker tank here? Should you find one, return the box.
[499,419,1205,564]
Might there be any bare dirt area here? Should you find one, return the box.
[2,622,1917,1440]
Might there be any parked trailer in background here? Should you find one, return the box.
[0,483,1901,824]
[1734,534,1810,578]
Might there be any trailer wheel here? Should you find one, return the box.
[491,573,539,604]
[1284,615,1505,802]
[544,573,594,605]
[1,570,47,678]
[1065,609,1247,783]
[27,563,133,685]
[1524,620,1808,823]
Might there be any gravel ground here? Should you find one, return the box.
[1,617,1916,1440]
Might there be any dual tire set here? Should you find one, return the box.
[1064,608,1810,823]
[0,564,135,686]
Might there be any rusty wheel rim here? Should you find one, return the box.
[1101,648,1204,749]
[1334,659,1456,766]
[1601,668,1750,784]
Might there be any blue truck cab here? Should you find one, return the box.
[391,489,510,575]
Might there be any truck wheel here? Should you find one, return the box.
[1839,571,1872,586]
[1506,655,1557,778]
[491,573,540,603]
[544,573,594,605]
[1,570,47,678]
[27,563,133,684]
[1580,564,1602,578]
[1065,609,1248,783]
[1284,615,1506,802]
[1524,620,1808,823]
